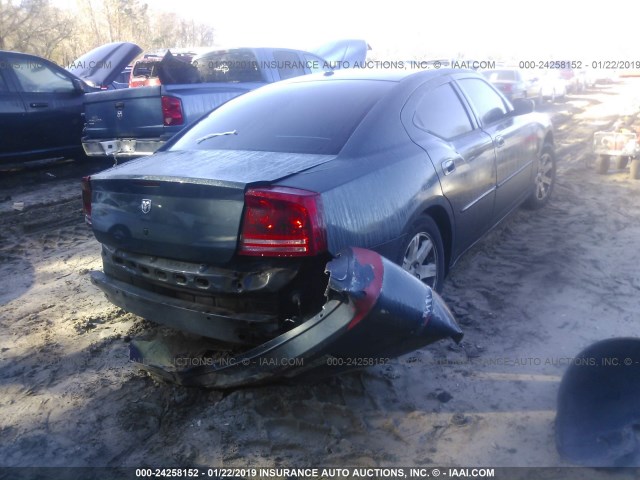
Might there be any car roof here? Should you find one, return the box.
[283,67,475,84]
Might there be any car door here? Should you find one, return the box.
[402,77,498,258]
[0,55,29,159]
[10,53,84,155]
[455,74,535,224]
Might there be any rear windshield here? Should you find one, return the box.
[169,79,393,155]
[132,60,160,78]
[193,50,263,83]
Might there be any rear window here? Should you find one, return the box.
[169,79,393,155]
[132,61,160,78]
[193,50,263,83]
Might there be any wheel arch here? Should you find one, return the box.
[420,203,453,274]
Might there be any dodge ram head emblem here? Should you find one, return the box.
[141,199,152,214]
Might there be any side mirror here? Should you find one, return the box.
[511,98,535,115]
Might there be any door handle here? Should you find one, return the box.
[494,135,505,148]
[442,159,456,176]
[29,102,48,108]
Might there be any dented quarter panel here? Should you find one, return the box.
[281,148,445,259]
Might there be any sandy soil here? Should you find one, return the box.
[1,80,640,472]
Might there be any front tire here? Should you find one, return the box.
[524,144,556,209]
[398,215,445,292]
[630,159,640,180]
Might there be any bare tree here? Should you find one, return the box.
[1,0,216,65]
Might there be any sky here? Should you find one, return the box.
[60,0,640,61]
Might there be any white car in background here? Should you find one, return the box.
[525,70,567,102]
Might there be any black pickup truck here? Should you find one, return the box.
[82,40,369,159]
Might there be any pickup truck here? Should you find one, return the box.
[82,40,368,159]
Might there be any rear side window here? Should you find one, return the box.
[413,83,473,139]
[273,50,306,80]
[170,80,393,155]
[194,50,263,83]
[457,78,508,125]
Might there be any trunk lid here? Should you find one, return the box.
[89,149,336,263]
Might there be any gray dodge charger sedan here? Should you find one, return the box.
[84,68,555,346]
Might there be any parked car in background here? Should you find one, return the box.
[82,40,368,159]
[85,68,556,346]
[481,68,533,101]
[0,42,140,164]
[535,70,568,101]
[591,69,619,84]
[129,54,163,87]
[558,67,585,93]
[110,66,133,89]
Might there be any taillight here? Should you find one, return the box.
[503,84,513,93]
[161,96,183,126]
[81,176,92,225]
[239,187,327,257]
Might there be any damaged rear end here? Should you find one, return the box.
[87,149,337,344]
[129,247,462,388]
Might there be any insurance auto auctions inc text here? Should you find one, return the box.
[213,467,496,478]
[201,60,496,71]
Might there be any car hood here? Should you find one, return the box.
[311,39,369,68]
[66,42,142,88]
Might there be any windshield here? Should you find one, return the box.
[169,79,393,155]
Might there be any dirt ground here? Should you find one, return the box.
[1,79,640,472]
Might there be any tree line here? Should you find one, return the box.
[0,0,215,65]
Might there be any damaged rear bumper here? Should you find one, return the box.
[124,247,463,388]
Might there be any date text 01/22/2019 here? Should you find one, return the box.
[518,60,640,69]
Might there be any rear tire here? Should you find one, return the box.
[595,155,610,175]
[630,159,640,180]
[616,156,629,170]
[398,215,445,292]
[524,144,556,209]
